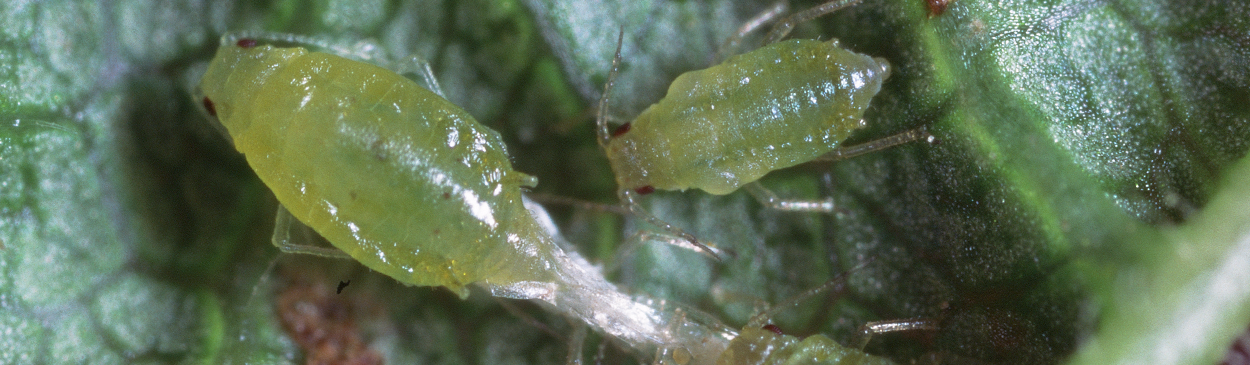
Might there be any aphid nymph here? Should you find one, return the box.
[595,0,930,253]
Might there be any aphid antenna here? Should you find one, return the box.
[595,27,626,148]
[744,257,876,329]
[763,0,865,44]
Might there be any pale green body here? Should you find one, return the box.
[199,43,556,297]
[606,39,889,195]
[717,327,893,365]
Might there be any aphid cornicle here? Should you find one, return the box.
[198,37,559,297]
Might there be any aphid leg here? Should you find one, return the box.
[715,1,789,62]
[763,0,865,44]
[566,323,587,365]
[813,126,934,162]
[608,231,729,273]
[620,189,724,261]
[392,55,447,98]
[850,317,939,350]
[271,205,353,259]
[595,28,626,148]
[743,265,865,328]
[527,192,630,215]
[744,182,838,213]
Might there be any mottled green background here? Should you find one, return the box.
[1,0,1247,364]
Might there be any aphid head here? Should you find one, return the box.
[198,36,309,136]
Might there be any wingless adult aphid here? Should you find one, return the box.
[596,0,931,253]
[196,32,730,361]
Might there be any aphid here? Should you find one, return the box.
[196,34,731,360]
[198,34,567,298]
[596,0,930,251]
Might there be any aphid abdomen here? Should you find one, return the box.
[607,39,890,195]
[203,44,551,296]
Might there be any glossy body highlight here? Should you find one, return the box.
[198,41,552,297]
[605,39,889,195]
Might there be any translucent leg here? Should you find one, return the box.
[526,192,630,215]
[619,189,724,261]
[608,230,729,274]
[763,0,865,44]
[716,1,789,62]
[271,204,353,259]
[566,324,587,365]
[813,126,934,162]
[744,266,859,328]
[528,192,727,266]
[744,182,838,213]
[390,55,447,97]
[850,317,939,350]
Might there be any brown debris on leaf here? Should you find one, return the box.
[277,277,384,365]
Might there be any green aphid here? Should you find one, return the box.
[198,36,558,298]
[604,38,890,196]
[595,0,929,256]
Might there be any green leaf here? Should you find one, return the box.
[1,0,1246,364]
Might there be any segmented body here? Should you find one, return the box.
[716,327,892,365]
[199,41,555,297]
[606,39,890,195]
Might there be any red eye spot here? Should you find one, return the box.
[611,122,632,137]
[236,38,258,48]
[762,324,784,335]
[202,97,217,117]
[926,0,951,16]
[634,186,655,195]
